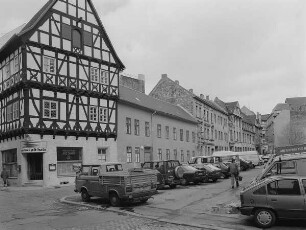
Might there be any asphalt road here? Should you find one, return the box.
[1,166,306,230]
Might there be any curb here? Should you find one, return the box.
[60,195,236,230]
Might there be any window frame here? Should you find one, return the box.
[126,117,131,134]
[126,146,132,163]
[43,56,56,74]
[43,100,58,119]
[134,119,140,136]
[157,124,161,138]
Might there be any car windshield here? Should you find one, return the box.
[106,164,123,172]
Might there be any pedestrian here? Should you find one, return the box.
[1,167,9,187]
[228,158,239,189]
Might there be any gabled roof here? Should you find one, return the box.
[225,101,239,113]
[272,103,289,112]
[285,97,306,107]
[193,95,228,115]
[261,114,270,121]
[241,106,256,116]
[0,0,124,69]
[119,85,198,124]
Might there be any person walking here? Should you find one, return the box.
[1,167,9,187]
[229,158,239,189]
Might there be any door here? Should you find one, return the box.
[144,147,152,162]
[27,153,43,180]
[267,178,305,218]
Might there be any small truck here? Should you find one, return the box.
[74,162,157,206]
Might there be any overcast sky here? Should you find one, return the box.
[1,0,306,114]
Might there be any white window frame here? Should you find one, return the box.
[90,67,99,83]
[158,149,162,160]
[98,148,107,162]
[100,71,109,85]
[99,107,108,123]
[43,56,56,74]
[43,100,58,119]
[89,106,98,122]
[135,147,140,163]
[127,146,132,163]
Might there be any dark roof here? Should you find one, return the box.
[272,103,289,112]
[285,97,306,106]
[225,101,239,113]
[241,106,256,116]
[261,114,270,121]
[0,0,124,69]
[193,95,228,115]
[119,86,198,124]
[242,113,256,125]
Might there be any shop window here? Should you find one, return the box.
[57,147,82,176]
[2,149,18,178]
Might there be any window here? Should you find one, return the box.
[253,186,266,195]
[135,147,140,163]
[145,122,150,137]
[101,71,109,85]
[5,63,10,79]
[134,119,140,136]
[181,150,184,162]
[186,130,190,142]
[192,151,195,157]
[98,148,107,162]
[180,129,183,141]
[192,132,196,143]
[90,67,99,83]
[158,149,162,160]
[126,146,132,163]
[43,56,56,74]
[99,107,108,123]
[187,151,190,162]
[14,56,19,74]
[13,102,19,120]
[72,29,82,50]
[57,147,82,176]
[267,179,301,195]
[2,149,18,177]
[43,100,58,119]
[89,106,98,122]
[165,126,169,139]
[174,149,177,160]
[126,118,131,134]
[6,104,13,122]
[157,124,161,138]
[166,149,170,160]
[173,128,177,140]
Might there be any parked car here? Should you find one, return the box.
[200,164,222,182]
[142,160,181,188]
[240,175,306,228]
[174,165,207,185]
[189,156,230,179]
[74,163,157,206]
[240,157,253,171]
[143,168,165,189]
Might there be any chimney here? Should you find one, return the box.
[206,95,210,100]
[161,74,168,79]
[175,80,179,85]
[200,94,204,99]
[189,89,193,93]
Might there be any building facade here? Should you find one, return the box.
[149,74,229,156]
[118,84,198,167]
[0,0,124,186]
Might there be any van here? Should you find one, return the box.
[238,151,261,167]
[253,154,306,182]
[212,151,240,168]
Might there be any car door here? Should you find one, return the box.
[302,179,306,217]
[267,178,305,219]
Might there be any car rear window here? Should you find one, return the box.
[253,185,266,195]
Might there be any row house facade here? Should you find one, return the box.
[241,114,256,151]
[117,84,198,166]
[266,97,306,154]
[149,74,230,156]
[0,0,124,187]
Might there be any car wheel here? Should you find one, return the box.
[109,192,121,207]
[81,189,90,202]
[181,178,188,186]
[169,184,177,189]
[254,208,276,228]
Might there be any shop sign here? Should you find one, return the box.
[21,140,47,153]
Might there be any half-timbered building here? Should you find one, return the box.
[0,0,124,187]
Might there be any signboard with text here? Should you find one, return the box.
[21,140,47,153]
